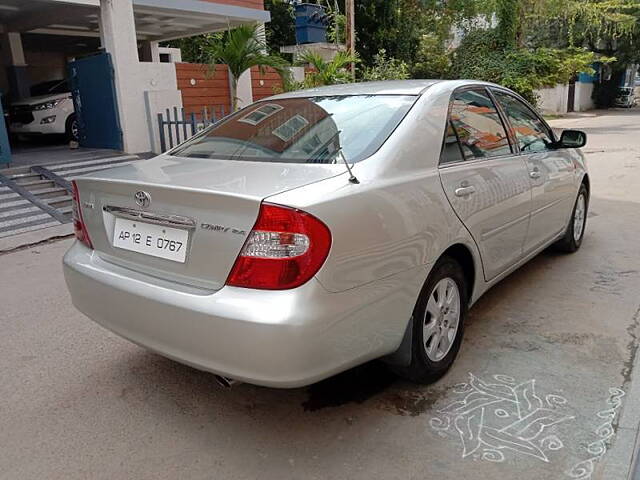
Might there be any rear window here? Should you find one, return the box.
[170,95,416,164]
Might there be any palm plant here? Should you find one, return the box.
[297,50,359,88]
[207,24,290,111]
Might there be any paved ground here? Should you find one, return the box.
[1,109,640,480]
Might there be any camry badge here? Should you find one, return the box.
[134,191,151,209]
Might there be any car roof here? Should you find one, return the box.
[267,79,504,100]
[269,80,447,99]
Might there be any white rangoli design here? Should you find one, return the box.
[566,387,625,479]
[430,373,574,463]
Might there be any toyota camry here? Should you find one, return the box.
[63,80,589,388]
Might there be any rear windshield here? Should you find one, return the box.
[170,95,416,164]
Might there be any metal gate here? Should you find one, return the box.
[0,95,11,166]
[157,105,227,152]
[68,52,123,150]
[567,76,576,112]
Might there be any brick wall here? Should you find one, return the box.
[175,63,231,118]
[199,0,264,10]
[175,63,285,117]
[251,66,283,101]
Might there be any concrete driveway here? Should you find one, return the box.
[2,109,640,480]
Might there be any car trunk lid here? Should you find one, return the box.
[75,155,342,291]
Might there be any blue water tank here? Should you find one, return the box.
[295,3,329,44]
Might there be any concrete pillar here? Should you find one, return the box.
[256,23,267,54]
[5,32,25,66]
[99,0,150,153]
[140,40,160,63]
[2,32,30,99]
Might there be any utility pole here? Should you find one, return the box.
[345,0,355,80]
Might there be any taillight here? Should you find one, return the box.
[71,180,93,249]
[226,203,331,290]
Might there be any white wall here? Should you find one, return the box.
[145,89,183,154]
[536,82,596,114]
[574,82,594,112]
[158,47,182,63]
[138,62,183,154]
[535,84,569,115]
[289,66,305,83]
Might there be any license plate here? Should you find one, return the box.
[113,217,189,263]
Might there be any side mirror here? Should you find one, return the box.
[556,129,587,149]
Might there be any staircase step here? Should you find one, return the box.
[0,217,62,239]
[0,152,140,238]
[0,186,68,202]
[0,194,71,212]
[15,179,56,190]
[0,204,72,223]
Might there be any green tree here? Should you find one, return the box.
[354,0,425,66]
[567,0,639,106]
[411,33,452,78]
[206,25,290,111]
[493,0,640,106]
[264,0,296,55]
[450,29,604,104]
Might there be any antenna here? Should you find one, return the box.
[337,148,359,184]
[328,129,358,184]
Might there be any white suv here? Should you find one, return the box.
[9,79,77,141]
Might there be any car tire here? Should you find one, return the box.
[65,114,79,142]
[555,183,589,253]
[398,256,468,384]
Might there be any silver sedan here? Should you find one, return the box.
[63,80,589,388]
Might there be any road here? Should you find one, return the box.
[2,109,640,480]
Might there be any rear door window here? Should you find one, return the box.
[448,89,512,160]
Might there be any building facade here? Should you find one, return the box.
[0,0,270,153]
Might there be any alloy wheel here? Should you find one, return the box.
[573,193,586,242]
[423,277,461,362]
[71,119,79,141]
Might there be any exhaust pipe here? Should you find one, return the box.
[214,374,241,388]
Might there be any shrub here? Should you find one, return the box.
[411,34,452,79]
[360,49,410,81]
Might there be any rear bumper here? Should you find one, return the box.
[63,241,423,387]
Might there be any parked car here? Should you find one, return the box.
[63,80,589,388]
[615,86,636,108]
[9,79,77,140]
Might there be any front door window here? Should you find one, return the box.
[492,91,554,153]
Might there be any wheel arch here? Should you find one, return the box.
[440,243,476,303]
[581,173,590,197]
[382,241,478,368]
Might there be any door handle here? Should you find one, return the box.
[529,168,541,179]
[454,185,476,197]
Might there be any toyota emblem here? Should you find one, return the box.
[134,191,151,209]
